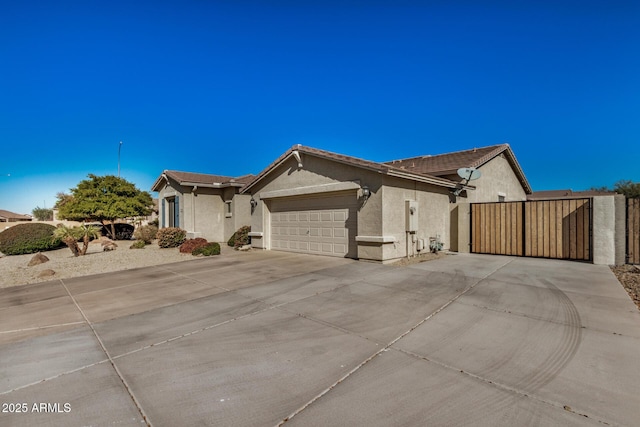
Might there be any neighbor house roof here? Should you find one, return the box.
[151,170,255,191]
[241,145,465,194]
[385,144,532,194]
[0,210,32,221]
[527,189,616,201]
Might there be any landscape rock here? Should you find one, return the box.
[38,269,56,278]
[101,239,118,251]
[238,245,252,252]
[28,252,50,266]
[103,242,118,251]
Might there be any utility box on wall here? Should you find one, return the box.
[405,200,418,232]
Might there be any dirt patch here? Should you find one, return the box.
[611,264,640,310]
[392,251,448,267]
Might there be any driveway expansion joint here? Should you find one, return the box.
[111,278,360,360]
[0,321,85,334]
[59,278,153,427]
[391,345,614,426]
[0,358,111,396]
[276,258,515,425]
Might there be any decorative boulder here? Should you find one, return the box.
[38,269,56,278]
[28,252,50,266]
[102,241,118,251]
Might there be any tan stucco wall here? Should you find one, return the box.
[451,203,471,253]
[461,154,527,203]
[232,194,252,237]
[193,187,226,241]
[156,179,247,242]
[246,153,461,262]
[380,177,452,262]
[246,154,384,260]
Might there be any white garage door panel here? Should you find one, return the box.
[270,194,357,258]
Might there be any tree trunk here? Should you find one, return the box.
[101,220,116,240]
[64,237,80,257]
[81,236,90,255]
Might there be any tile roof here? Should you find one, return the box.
[152,170,255,191]
[385,144,531,194]
[385,144,508,175]
[527,189,616,200]
[241,145,461,193]
[0,210,32,220]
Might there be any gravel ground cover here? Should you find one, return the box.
[0,240,200,288]
[611,264,640,310]
[3,240,640,314]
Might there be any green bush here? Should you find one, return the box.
[156,227,187,248]
[227,225,251,248]
[192,242,220,256]
[179,238,208,253]
[0,223,62,255]
[134,224,158,244]
[130,240,146,249]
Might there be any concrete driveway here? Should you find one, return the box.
[1,251,639,426]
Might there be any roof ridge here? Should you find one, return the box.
[241,144,460,193]
[385,143,509,164]
[295,145,383,167]
[165,170,239,181]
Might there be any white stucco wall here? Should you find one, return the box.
[583,195,626,265]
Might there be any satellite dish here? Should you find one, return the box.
[457,167,482,181]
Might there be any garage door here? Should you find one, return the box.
[270,193,358,258]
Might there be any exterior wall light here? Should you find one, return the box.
[250,197,258,209]
[361,186,371,200]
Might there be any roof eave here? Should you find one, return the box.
[151,171,169,192]
[387,170,468,189]
[501,149,532,194]
[241,150,297,194]
[471,146,532,195]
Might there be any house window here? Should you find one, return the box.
[498,192,506,202]
[225,201,232,218]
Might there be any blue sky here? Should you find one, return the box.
[1,1,638,215]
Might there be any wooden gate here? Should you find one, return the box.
[471,199,591,261]
[629,198,640,264]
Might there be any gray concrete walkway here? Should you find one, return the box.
[1,252,639,426]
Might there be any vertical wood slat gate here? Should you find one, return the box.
[471,199,591,261]
[629,198,640,265]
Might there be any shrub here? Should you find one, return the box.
[156,227,187,248]
[134,224,158,244]
[179,238,208,254]
[130,240,146,249]
[0,223,62,255]
[227,225,251,248]
[192,242,221,256]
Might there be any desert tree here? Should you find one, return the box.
[56,174,153,239]
[76,224,102,255]
[53,225,81,257]
[32,206,53,221]
[590,180,640,199]
[614,180,640,199]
